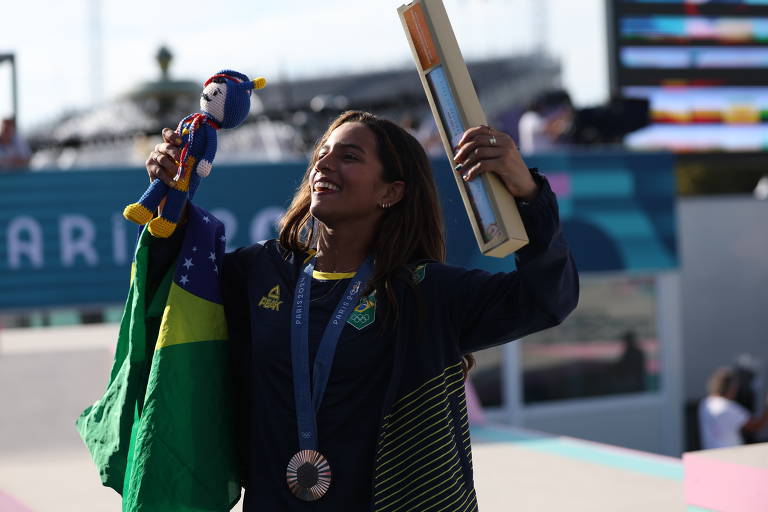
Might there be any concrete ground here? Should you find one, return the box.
[0,324,688,511]
[0,324,123,511]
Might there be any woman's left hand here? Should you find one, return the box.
[453,125,538,201]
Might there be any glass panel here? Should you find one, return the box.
[522,275,660,403]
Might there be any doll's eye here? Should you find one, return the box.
[213,90,219,96]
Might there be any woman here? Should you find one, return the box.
[147,110,578,510]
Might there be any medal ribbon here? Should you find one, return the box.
[290,256,374,451]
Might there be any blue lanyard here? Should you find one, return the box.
[290,256,374,451]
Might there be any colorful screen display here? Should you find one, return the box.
[621,47,768,68]
[610,0,768,151]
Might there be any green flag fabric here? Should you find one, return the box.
[77,205,241,511]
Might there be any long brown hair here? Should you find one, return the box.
[279,110,474,377]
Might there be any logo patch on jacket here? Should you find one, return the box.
[258,284,282,311]
[347,292,376,330]
[412,263,427,284]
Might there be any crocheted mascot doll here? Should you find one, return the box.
[124,69,266,238]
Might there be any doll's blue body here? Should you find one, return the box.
[124,70,265,238]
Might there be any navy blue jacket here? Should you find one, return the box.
[219,173,579,511]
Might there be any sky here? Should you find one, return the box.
[0,0,608,131]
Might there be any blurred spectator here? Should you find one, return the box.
[698,367,768,449]
[754,175,768,200]
[0,117,31,170]
[518,92,650,152]
[614,330,646,393]
[517,89,574,153]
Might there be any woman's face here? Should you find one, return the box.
[309,122,395,227]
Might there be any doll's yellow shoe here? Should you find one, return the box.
[123,203,154,225]
[148,217,177,238]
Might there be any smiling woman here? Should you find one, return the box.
[137,109,579,511]
[310,123,404,231]
[280,112,443,323]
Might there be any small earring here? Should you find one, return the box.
[379,202,391,209]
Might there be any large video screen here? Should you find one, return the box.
[610,0,768,151]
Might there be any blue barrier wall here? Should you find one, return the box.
[0,152,677,310]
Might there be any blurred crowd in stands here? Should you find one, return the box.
[3,49,652,171]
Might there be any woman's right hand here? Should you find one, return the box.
[146,128,183,186]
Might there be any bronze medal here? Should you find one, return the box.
[286,449,332,501]
[287,258,371,501]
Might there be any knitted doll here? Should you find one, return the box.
[124,69,266,238]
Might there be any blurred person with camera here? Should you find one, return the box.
[517,89,575,154]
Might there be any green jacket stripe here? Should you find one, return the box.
[372,363,477,512]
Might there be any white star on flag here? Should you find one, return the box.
[179,275,190,285]
[220,235,227,243]
[192,246,198,252]
[208,251,216,262]
[213,264,219,274]
[182,257,194,269]
[203,216,210,223]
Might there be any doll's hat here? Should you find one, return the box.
[204,69,266,129]
[204,70,266,91]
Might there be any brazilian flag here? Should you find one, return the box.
[77,204,241,511]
